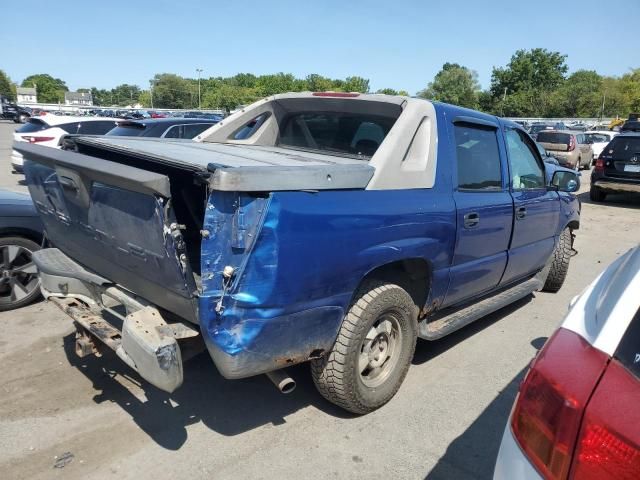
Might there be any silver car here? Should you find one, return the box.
[536,130,593,170]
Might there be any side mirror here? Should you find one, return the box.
[551,170,580,193]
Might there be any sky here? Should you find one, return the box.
[2,0,639,94]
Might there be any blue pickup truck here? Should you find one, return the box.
[17,92,580,414]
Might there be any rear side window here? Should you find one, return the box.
[16,119,49,133]
[454,123,502,190]
[77,121,117,135]
[58,123,81,134]
[279,113,396,158]
[537,132,571,145]
[604,137,640,161]
[232,113,269,140]
[183,123,214,138]
[615,307,640,380]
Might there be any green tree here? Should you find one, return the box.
[150,73,194,109]
[203,84,258,114]
[549,70,603,117]
[256,73,298,96]
[417,63,480,109]
[376,88,399,95]
[21,73,68,103]
[489,49,568,116]
[306,74,333,92]
[111,84,142,106]
[619,69,640,114]
[342,76,370,93]
[0,70,15,100]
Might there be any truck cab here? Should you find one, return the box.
[17,92,580,414]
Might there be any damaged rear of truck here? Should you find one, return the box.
[18,93,451,410]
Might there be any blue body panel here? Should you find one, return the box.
[198,103,581,379]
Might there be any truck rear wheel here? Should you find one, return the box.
[542,228,571,293]
[311,282,417,414]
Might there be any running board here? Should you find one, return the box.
[419,277,543,340]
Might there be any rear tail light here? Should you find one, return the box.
[23,136,55,143]
[511,328,609,480]
[568,136,576,151]
[594,157,605,172]
[570,360,640,479]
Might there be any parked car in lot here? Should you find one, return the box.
[1,96,31,123]
[494,244,640,480]
[536,130,593,170]
[528,122,566,140]
[590,131,640,201]
[11,115,118,172]
[17,92,580,414]
[0,189,44,311]
[584,130,618,165]
[103,117,220,139]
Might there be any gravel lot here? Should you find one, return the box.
[0,119,638,480]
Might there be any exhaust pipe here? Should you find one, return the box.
[266,369,296,394]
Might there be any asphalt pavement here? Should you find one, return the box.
[0,119,639,479]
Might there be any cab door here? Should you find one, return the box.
[501,127,560,285]
[443,118,513,307]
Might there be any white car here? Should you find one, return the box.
[584,130,618,164]
[11,114,117,172]
[494,245,640,480]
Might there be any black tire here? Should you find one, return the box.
[590,186,607,202]
[0,236,41,311]
[542,228,571,293]
[311,282,417,414]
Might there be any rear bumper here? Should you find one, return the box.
[33,248,199,393]
[593,180,640,193]
[494,426,542,480]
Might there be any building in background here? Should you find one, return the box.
[64,91,93,106]
[16,87,37,104]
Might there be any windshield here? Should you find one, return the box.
[278,112,396,158]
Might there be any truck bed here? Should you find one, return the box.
[72,137,376,191]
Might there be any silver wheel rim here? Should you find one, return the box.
[0,244,39,305]
[358,312,402,388]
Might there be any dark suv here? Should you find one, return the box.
[590,132,640,201]
[1,96,31,123]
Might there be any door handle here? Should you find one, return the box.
[516,206,527,220]
[463,212,480,229]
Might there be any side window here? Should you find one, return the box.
[505,129,545,190]
[183,123,212,139]
[232,113,269,140]
[454,123,502,190]
[78,121,116,135]
[58,122,80,134]
[163,125,183,138]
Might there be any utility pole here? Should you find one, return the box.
[150,80,154,109]
[501,87,507,117]
[600,93,606,123]
[196,68,203,110]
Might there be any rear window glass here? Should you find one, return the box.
[537,132,571,145]
[106,123,146,136]
[604,136,640,161]
[16,119,49,133]
[233,113,269,140]
[585,133,611,143]
[279,113,396,157]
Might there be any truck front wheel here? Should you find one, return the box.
[311,282,417,414]
[542,228,572,293]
